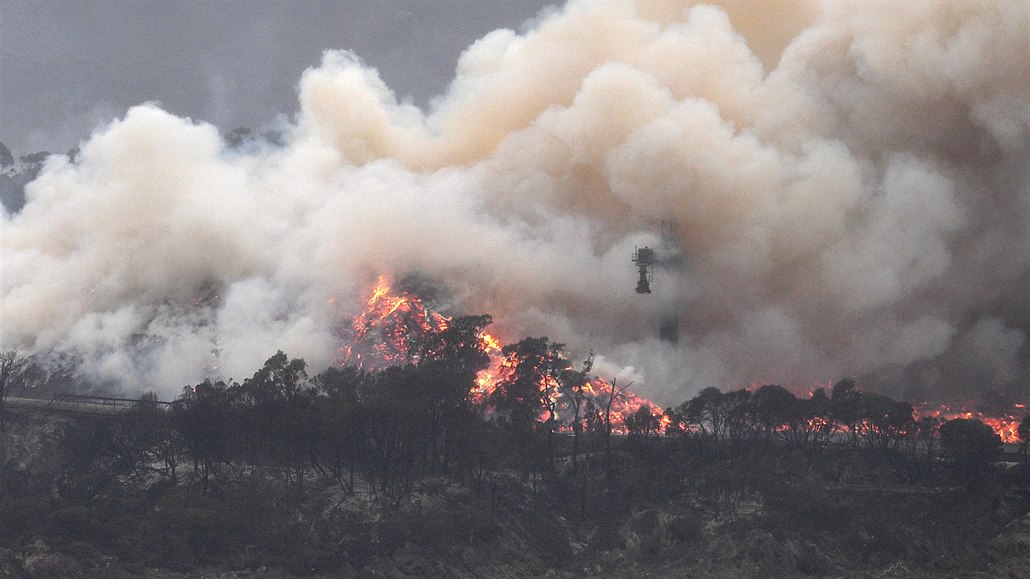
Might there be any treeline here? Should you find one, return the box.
[40,315,632,503]
[655,381,1025,492]
[665,381,946,455]
[54,314,495,502]
[31,330,1024,509]
[3,325,1030,575]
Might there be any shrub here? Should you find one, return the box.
[667,514,704,545]
[0,496,50,547]
[50,506,111,543]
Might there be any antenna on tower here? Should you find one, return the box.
[630,220,684,342]
[631,246,656,294]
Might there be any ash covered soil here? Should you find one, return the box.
[3,412,1030,579]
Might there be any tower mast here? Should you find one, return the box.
[630,221,682,343]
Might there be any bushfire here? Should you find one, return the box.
[337,277,1025,444]
[338,277,665,432]
[915,403,1025,444]
[338,278,449,368]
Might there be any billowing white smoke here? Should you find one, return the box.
[2,1,1027,404]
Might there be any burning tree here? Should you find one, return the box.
[914,401,1025,444]
[339,276,667,435]
[489,337,566,430]
[854,394,915,454]
[154,277,1028,507]
[339,276,450,369]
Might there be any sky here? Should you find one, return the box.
[1,0,555,154]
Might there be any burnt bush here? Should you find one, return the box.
[520,509,573,567]
[49,506,113,544]
[761,478,852,536]
[590,507,627,551]
[667,513,704,545]
[0,495,50,547]
[410,501,502,548]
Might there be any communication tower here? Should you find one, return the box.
[631,246,656,294]
[631,221,682,343]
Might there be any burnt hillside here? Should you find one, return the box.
[2,350,1029,578]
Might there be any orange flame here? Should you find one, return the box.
[341,279,1029,443]
[339,276,448,369]
[343,277,666,432]
[915,402,1024,444]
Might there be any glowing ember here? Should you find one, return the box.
[339,280,1028,442]
[469,336,510,405]
[915,402,1025,444]
[342,277,665,432]
[339,276,448,369]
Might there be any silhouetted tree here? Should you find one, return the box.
[56,417,135,499]
[174,379,235,491]
[915,415,942,458]
[238,351,313,487]
[625,405,661,440]
[361,365,431,504]
[594,378,631,494]
[122,392,182,482]
[830,378,863,446]
[491,337,565,428]
[749,384,796,444]
[723,389,755,443]
[682,387,727,441]
[557,353,593,474]
[414,314,493,472]
[856,394,914,453]
[778,391,828,452]
[312,366,367,493]
[491,337,567,474]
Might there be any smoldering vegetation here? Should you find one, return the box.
[1,0,1028,408]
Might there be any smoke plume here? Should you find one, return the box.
[2,1,1028,404]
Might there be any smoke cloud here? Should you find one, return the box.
[2,1,1027,404]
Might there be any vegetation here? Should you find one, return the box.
[0,329,1028,577]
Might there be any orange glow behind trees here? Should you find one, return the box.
[339,277,664,433]
[339,277,1024,444]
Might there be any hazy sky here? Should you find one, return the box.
[0,0,555,154]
